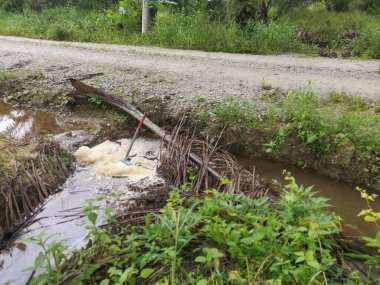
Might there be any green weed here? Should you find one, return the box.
[89,97,103,107]
[209,90,379,182]
[0,7,378,58]
[0,71,15,85]
[22,230,68,284]
[28,173,359,284]
[260,77,272,90]
[347,187,380,275]
[46,24,69,41]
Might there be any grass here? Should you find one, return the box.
[213,90,379,157]
[0,7,378,58]
[283,8,380,58]
[0,71,15,85]
[206,89,380,186]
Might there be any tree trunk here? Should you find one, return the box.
[142,0,150,34]
[30,0,42,12]
[260,0,271,23]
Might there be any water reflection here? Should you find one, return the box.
[241,158,380,237]
[0,101,62,139]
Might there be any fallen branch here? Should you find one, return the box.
[69,78,222,181]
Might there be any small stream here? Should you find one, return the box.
[1,100,379,284]
[242,159,380,238]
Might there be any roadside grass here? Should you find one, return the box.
[0,9,311,55]
[208,90,380,184]
[151,13,313,54]
[213,90,379,155]
[0,71,15,85]
[284,8,380,58]
[0,8,122,42]
[0,7,378,58]
[283,91,379,156]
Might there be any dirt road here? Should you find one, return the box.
[0,35,379,103]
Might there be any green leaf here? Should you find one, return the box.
[29,273,50,285]
[295,256,305,263]
[88,212,98,225]
[197,279,208,285]
[108,267,122,277]
[241,237,254,245]
[306,133,317,143]
[140,268,154,279]
[306,258,320,269]
[99,280,110,285]
[364,215,376,222]
[203,247,223,259]
[34,253,47,268]
[195,256,207,263]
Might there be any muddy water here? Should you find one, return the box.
[0,101,62,138]
[0,138,162,285]
[242,159,380,237]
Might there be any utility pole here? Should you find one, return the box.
[142,0,149,34]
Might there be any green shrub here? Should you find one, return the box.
[152,13,243,52]
[29,174,348,284]
[0,0,25,12]
[284,90,380,156]
[0,6,378,58]
[246,21,310,54]
[46,24,69,40]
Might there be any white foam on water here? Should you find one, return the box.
[74,139,159,177]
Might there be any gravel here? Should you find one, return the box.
[0,35,379,110]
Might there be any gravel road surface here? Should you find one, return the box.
[0,35,379,104]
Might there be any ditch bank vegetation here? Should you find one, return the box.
[21,116,380,285]
[1,70,379,192]
[191,90,380,191]
[1,71,379,284]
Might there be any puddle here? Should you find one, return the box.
[242,159,380,238]
[0,138,162,285]
[0,101,63,139]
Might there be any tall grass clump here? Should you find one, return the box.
[0,7,125,42]
[0,5,378,57]
[245,21,313,54]
[151,13,243,52]
[283,8,380,58]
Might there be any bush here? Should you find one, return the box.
[46,23,69,40]
[246,21,308,54]
[152,13,243,52]
[29,174,347,284]
[0,0,25,12]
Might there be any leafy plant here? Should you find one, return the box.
[23,230,68,285]
[89,97,103,108]
[28,176,363,284]
[354,187,380,270]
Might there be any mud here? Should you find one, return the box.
[0,100,62,139]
